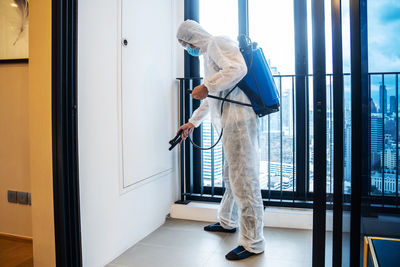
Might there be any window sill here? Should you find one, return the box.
[170,201,350,232]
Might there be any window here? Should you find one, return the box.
[368,0,400,196]
[198,0,297,193]
[249,0,295,192]
[180,0,399,206]
[199,0,238,187]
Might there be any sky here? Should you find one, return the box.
[199,0,400,75]
[368,0,400,73]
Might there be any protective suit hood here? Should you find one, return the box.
[176,19,212,53]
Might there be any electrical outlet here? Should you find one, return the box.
[17,192,28,205]
[7,190,17,203]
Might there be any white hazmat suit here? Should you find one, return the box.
[177,20,265,254]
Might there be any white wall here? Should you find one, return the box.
[78,0,184,266]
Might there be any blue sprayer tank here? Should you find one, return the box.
[237,35,280,117]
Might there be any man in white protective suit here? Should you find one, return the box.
[176,19,265,261]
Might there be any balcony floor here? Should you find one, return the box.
[107,218,350,267]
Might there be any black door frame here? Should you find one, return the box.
[331,0,344,266]
[311,0,327,265]
[52,0,82,266]
[350,0,369,265]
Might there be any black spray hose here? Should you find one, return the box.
[168,87,236,151]
[181,86,237,151]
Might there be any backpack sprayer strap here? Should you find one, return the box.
[186,89,255,108]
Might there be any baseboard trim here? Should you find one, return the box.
[0,232,33,242]
[170,201,350,232]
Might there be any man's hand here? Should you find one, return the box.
[192,84,208,100]
[177,122,195,141]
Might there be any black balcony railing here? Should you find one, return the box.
[369,72,400,209]
[176,73,400,213]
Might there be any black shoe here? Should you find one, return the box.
[203,222,236,233]
[225,246,263,261]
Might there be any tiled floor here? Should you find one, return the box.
[107,218,350,267]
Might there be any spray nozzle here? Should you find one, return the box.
[168,129,183,151]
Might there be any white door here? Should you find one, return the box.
[120,0,173,187]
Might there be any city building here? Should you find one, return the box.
[381,148,399,170]
[202,120,223,186]
[371,173,400,194]
[371,113,384,169]
[379,84,387,113]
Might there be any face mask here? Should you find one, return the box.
[186,46,200,57]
